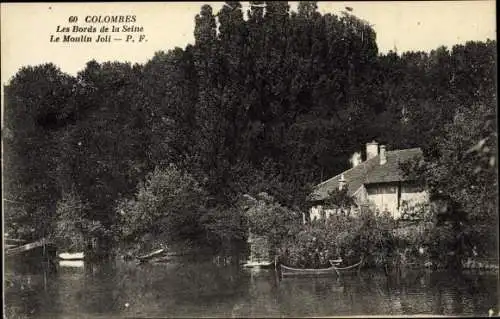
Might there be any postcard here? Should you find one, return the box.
[2,2,497,318]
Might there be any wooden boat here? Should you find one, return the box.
[136,248,166,262]
[58,252,84,260]
[330,257,364,276]
[242,260,274,269]
[279,264,336,277]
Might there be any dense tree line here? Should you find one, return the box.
[3,2,496,258]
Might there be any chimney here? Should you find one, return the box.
[366,140,379,160]
[380,145,387,165]
[349,152,362,168]
[338,174,346,190]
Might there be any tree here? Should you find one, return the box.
[3,64,76,240]
[403,102,497,263]
[117,165,208,245]
[51,189,90,252]
[69,60,149,229]
[243,192,303,256]
[324,187,356,211]
[4,1,495,263]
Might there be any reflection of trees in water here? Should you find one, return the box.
[363,269,497,316]
[4,262,60,318]
[272,270,497,316]
[428,271,497,316]
[5,263,498,317]
[78,261,123,313]
[275,277,359,316]
[114,261,252,317]
[230,269,280,317]
[5,274,43,318]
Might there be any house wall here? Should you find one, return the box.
[309,204,358,221]
[366,182,429,219]
[366,183,399,217]
[353,185,368,203]
[400,183,429,207]
[309,182,428,221]
[309,185,367,221]
[310,205,324,221]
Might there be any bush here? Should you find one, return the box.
[116,164,208,245]
[279,209,400,269]
[51,190,89,252]
[402,102,498,262]
[243,192,303,258]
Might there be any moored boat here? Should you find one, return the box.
[242,260,274,269]
[330,258,343,264]
[58,252,84,260]
[330,257,364,276]
[136,248,166,263]
[279,264,336,277]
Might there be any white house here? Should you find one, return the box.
[308,141,428,220]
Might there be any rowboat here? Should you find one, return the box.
[242,260,274,269]
[59,252,84,260]
[279,264,336,277]
[330,257,364,276]
[136,248,166,262]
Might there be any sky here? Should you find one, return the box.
[0,1,496,85]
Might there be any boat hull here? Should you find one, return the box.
[242,261,273,269]
[59,252,84,260]
[330,259,363,276]
[136,248,166,262]
[279,264,336,277]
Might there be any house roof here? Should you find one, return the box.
[309,148,423,202]
[364,148,423,184]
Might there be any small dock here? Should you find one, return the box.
[5,237,57,269]
[5,238,54,256]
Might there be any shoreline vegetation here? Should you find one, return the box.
[3,2,497,273]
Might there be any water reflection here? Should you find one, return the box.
[4,258,498,318]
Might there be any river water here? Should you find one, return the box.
[4,259,499,318]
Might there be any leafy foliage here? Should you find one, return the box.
[116,165,208,245]
[323,187,356,212]
[243,192,303,255]
[403,102,497,264]
[3,2,496,261]
[51,190,89,252]
[280,209,398,269]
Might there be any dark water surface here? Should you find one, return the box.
[4,259,499,318]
